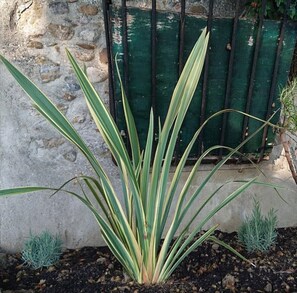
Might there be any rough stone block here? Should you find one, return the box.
[49,2,69,15]
[48,23,74,41]
[27,40,44,49]
[63,149,77,162]
[78,5,99,16]
[99,48,108,65]
[189,4,207,15]
[38,56,61,83]
[79,29,99,42]
[75,49,95,62]
[64,76,81,92]
[63,93,77,101]
[86,66,108,83]
[76,43,96,50]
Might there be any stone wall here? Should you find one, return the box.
[0,0,114,252]
[0,0,296,252]
[113,0,238,17]
[1,0,109,108]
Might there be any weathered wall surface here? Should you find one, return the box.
[113,0,238,16]
[0,0,116,252]
[0,0,296,252]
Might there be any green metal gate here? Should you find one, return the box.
[103,0,297,162]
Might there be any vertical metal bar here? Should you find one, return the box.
[121,0,129,93]
[174,0,186,164]
[258,0,290,161]
[120,0,130,150]
[151,0,158,156]
[102,0,115,118]
[178,0,186,75]
[151,0,157,117]
[241,0,266,149]
[290,40,297,78]
[198,0,214,156]
[218,0,240,159]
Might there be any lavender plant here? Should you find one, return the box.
[238,199,278,253]
[22,231,62,269]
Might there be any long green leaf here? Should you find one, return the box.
[0,56,107,181]
[159,178,257,282]
[208,236,255,267]
[147,29,210,262]
[115,54,141,169]
[157,225,218,282]
[177,112,278,228]
[66,50,148,271]
[0,53,145,278]
[0,187,54,197]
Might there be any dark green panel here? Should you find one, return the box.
[126,9,152,149]
[179,19,206,157]
[155,12,180,125]
[244,20,280,154]
[266,21,297,149]
[202,19,233,154]
[225,20,256,149]
[111,7,126,136]
[111,8,152,149]
[243,20,297,155]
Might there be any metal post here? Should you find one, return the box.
[121,0,129,94]
[198,0,214,156]
[102,0,115,118]
[219,0,240,159]
[240,0,267,154]
[258,0,290,161]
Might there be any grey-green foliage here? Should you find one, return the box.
[22,231,63,269]
[238,199,278,253]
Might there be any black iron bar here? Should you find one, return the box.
[102,0,115,118]
[120,0,131,150]
[151,0,157,121]
[103,0,118,165]
[151,0,158,154]
[121,0,129,94]
[198,0,214,157]
[178,0,186,75]
[240,0,266,154]
[258,0,290,161]
[174,0,186,165]
[218,0,240,159]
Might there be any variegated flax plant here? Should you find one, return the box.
[0,28,281,283]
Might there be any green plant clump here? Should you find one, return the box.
[280,78,297,133]
[238,199,278,253]
[246,0,297,20]
[22,231,63,269]
[0,28,281,283]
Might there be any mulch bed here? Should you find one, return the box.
[1,227,296,292]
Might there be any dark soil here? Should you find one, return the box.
[1,227,296,292]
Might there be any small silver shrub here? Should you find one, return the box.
[238,199,277,253]
[22,231,62,269]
